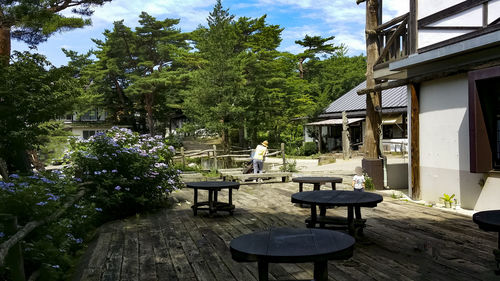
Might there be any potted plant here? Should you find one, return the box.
[440,193,455,208]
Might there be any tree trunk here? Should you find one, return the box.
[364,0,382,159]
[0,26,10,65]
[144,92,155,135]
[298,57,304,79]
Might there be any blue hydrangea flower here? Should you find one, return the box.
[114,185,121,191]
[95,208,102,212]
[0,232,5,238]
[9,174,19,179]
[36,202,48,206]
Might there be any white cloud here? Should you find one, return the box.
[89,0,215,30]
[282,25,323,40]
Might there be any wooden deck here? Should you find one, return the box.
[73,182,499,281]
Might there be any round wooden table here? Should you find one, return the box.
[292,176,343,192]
[473,210,500,274]
[185,181,240,216]
[230,227,354,281]
[291,190,383,237]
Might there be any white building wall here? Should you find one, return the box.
[419,74,483,209]
[417,0,497,48]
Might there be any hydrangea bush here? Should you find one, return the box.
[0,171,98,280]
[65,127,183,220]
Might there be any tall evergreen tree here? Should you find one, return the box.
[183,0,244,150]
[295,35,342,79]
[0,0,112,63]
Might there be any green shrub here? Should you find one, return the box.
[65,127,183,220]
[364,174,375,190]
[303,142,318,156]
[0,172,97,280]
[280,160,298,172]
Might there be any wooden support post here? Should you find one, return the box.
[318,126,323,153]
[181,147,185,168]
[281,143,285,167]
[0,214,26,281]
[213,145,218,171]
[410,84,420,199]
[342,111,351,160]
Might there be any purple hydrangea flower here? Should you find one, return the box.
[111,169,118,173]
[0,232,5,238]
[114,185,121,191]
[9,174,19,179]
[36,201,48,206]
[95,208,102,212]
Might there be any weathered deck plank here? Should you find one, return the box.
[74,182,500,281]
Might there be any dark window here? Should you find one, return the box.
[83,130,96,139]
[469,66,500,172]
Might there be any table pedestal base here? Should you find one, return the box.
[257,260,328,281]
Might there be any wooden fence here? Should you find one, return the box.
[174,143,287,170]
[0,182,92,281]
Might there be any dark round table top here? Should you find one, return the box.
[185,181,240,190]
[292,176,343,183]
[291,190,383,207]
[230,227,354,263]
[473,210,500,232]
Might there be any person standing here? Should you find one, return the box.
[253,141,268,175]
[352,166,365,192]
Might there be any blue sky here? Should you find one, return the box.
[11,0,408,66]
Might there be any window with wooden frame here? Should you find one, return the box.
[469,66,500,172]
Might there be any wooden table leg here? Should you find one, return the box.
[347,206,354,235]
[331,182,336,190]
[308,204,317,228]
[208,190,214,215]
[299,182,303,192]
[319,205,326,228]
[313,260,328,281]
[229,188,234,215]
[258,261,269,281]
[193,188,198,216]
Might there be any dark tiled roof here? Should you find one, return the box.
[323,81,407,114]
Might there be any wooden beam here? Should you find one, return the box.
[418,23,500,53]
[410,84,420,200]
[357,79,409,95]
[419,26,481,30]
[483,2,488,27]
[375,13,408,32]
[419,0,490,28]
[409,0,418,54]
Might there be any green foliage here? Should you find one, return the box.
[280,160,298,172]
[183,0,244,150]
[0,52,80,172]
[1,0,112,47]
[66,127,183,220]
[303,142,318,156]
[364,175,375,191]
[0,172,98,280]
[440,193,455,206]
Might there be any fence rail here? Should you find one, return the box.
[174,144,287,170]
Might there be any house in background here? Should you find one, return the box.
[61,108,131,139]
[305,81,407,153]
[363,0,500,210]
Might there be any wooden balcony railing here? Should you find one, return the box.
[375,12,411,66]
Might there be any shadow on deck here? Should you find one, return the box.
[73,182,499,281]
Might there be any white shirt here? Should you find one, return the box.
[352,175,365,189]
